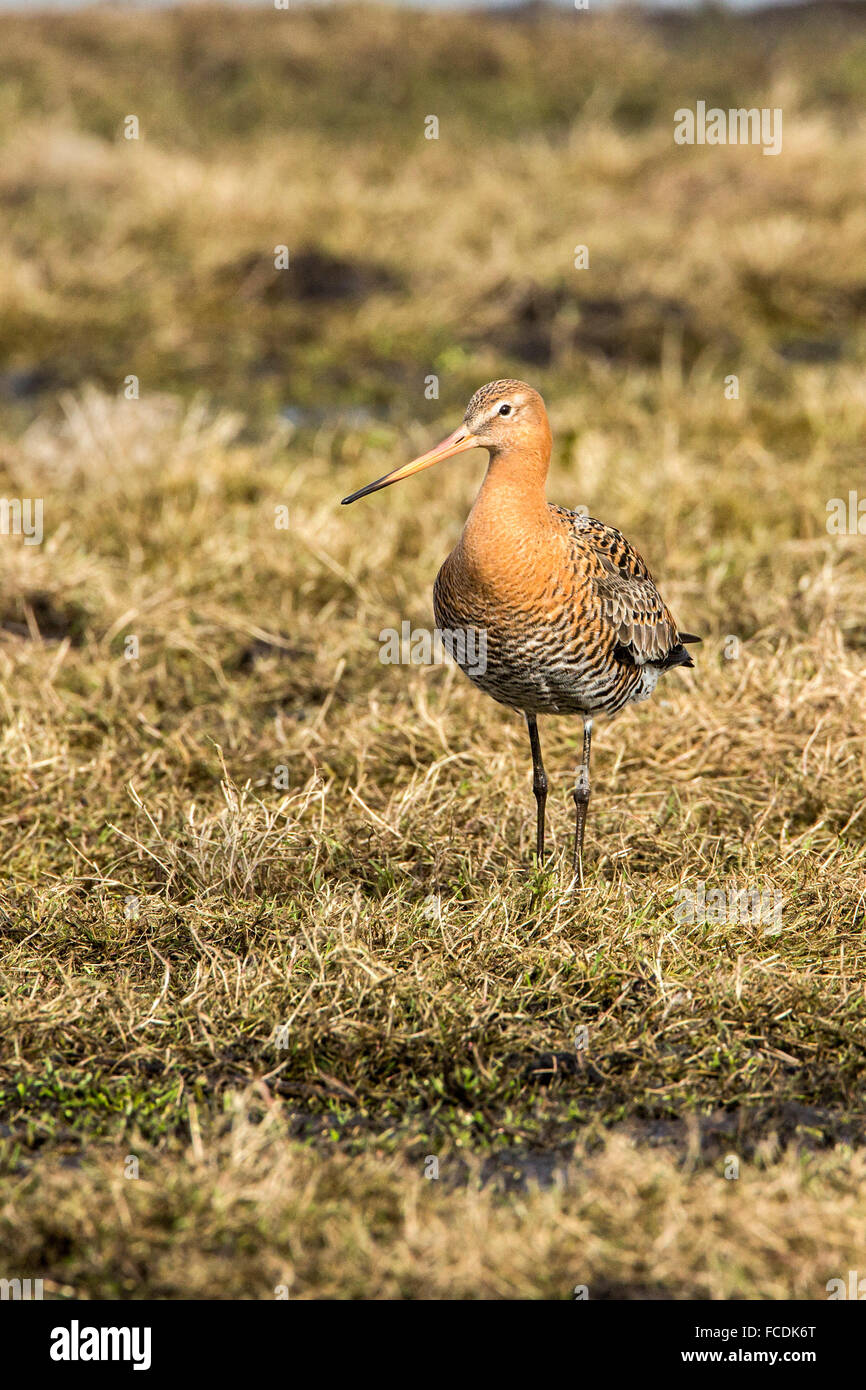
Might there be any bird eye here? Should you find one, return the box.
[498,403,511,416]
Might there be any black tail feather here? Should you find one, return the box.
[613,640,696,671]
[659,643,694,671]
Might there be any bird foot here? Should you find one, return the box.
[568,865,588,893]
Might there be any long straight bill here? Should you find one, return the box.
[341,428,480,505]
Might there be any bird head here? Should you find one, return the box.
[341,379,549,505]
[460,379,548,451]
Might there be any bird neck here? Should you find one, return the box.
[458,444,552,576]
[476,442,550,519]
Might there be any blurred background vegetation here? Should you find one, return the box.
[2,1,866,425]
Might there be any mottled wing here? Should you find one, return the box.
[561,512,684,667]
[593,554,680,665]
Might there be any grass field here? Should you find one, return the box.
[1,0,866,1300]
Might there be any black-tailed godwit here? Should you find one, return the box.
[342,380,699,882]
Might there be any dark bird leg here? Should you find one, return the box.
[572,716,593,886]
[526,714,547,865]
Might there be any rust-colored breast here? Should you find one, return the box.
[434,504,687,717]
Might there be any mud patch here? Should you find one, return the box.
[0,593,88,646]
[0,367,57,401]
[232,246,402,304]
[234,635,309,670]
[482,280,737,368]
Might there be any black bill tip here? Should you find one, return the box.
[341,474,391,505]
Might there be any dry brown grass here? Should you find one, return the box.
[0,2,865,1300]
[5,1107,866,1300]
